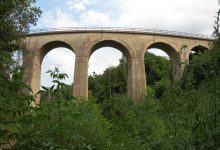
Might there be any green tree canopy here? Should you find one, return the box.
[0,0,42,95]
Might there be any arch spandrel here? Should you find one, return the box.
[26,35,78,54]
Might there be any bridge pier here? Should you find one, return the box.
[23,48,41,106]
[128,57,147,101]
[172,60,185,83]
[73,56,89,100]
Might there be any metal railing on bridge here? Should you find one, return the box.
[29,27,214,40]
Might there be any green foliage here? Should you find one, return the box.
[0,0,41,147]
[158,32,220,149]
[144,52,171,85]
[0,0,42,37]
[103,95,167,149]
[182,50,214,88]
[0,0,42,84]
[89,56,127,102]
[159,78,220,149]
[154,78,171,99]
[15,100,115,149]
[14,68,129,149]
[39,67,74,103]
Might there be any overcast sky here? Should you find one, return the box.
[34,0,218,87]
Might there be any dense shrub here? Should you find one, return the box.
[15,100,115,149]
[101,95,167,149]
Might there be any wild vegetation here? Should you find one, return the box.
[0,0,220,149]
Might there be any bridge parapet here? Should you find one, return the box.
[29,27,214,40]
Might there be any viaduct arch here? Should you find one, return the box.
[23,27,213,103]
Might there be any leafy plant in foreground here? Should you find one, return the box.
[15,68,134,150]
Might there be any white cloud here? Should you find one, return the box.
[37,8,77,28]
[88,48,122,75]
[37,0,218,33]
[148,48,169,58]
[79,10,112,26]
[67,0,92,12]
[116,0,217,34]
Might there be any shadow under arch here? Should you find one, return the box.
[146,42,182,82]
[40,40,74,64]
[189,45,209,61]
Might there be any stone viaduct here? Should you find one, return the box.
[23,27,213,103]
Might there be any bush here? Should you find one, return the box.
[15,100,116,150]
[101,95,167,149]
[14,68,131,150]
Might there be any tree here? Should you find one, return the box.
[88,57,128,102]
[0,0,42,92]
[144,52,171,85]
[0,0,42,75]
[0,0,41,148]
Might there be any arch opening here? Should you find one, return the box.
[41,48,75,87]
[40,41,74,63]
[145,48,171,85]
[189,45,209,61]
[144,42,180,98]
[147,42,179,60]
[90,40,132,62]
[88,40,130,102]
[38,41,75,103]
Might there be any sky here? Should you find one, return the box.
[33,0,219,87]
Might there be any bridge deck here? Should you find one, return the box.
[28,27,214,40]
